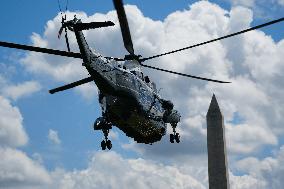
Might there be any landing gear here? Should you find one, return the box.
[100,128,112,150]
[170,134,175,143]
[106,139,112,150]
[101,140,106,150]
[170,123,180,143]
[94,117,113,150]
[174,133,180,143]
[101,139,112,150]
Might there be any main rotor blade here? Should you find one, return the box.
[74,21,115,31]
[113,0,135,55]
[141,63,231,83]
[0,41,81,59]
[141,17,284,62]
[49,76,93,94]
[0,40,125,61]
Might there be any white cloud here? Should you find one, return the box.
[0,147,51,188]
[48,129,61,145]
[230,0,284,8]
[229,172,266,189]
[227,123,277,154]
[0,76,42,147]
[230,0,255,7]
[235,145,284,188]
[2,81,41,101]
[278,0,284,6]
[75,82,97,101]
[228,0,284,18]
[0,96,51,188]
[0,96,28,147]
[109,130,119,140]
[0,81,50,188]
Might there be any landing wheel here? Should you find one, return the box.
[170,123,181,144]
[106,140,112,150]
[170,134,175,143]
[175,133,180,143]
[101,140,106,150]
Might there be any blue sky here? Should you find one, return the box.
[1,0,284,188]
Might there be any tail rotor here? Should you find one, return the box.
[64,27,71,52]
[57,0,71,52]
[58,14,71,52]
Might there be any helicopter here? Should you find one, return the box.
[0,0,283,150]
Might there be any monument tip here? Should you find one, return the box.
[207,94,222,117]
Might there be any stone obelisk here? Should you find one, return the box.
[206,94,230,189]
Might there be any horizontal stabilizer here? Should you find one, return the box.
[49,76,93,94]
[74,21,115,31]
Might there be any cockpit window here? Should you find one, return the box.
[145,76,150,83]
